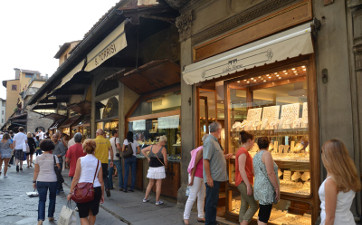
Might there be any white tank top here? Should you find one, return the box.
[79,154,101,188]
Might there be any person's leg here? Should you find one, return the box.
[56,162,63,193]
[26,154,30,168]
[114,160,123,190]
[30,153,34,166]
[196,177,206,220]
[88,210,96,225]
[0,158,3,174]
[102,163,110,196]
[37,182,47,221]
[184,175,200,220]
[3,159,9,176]
[108,160,114,189]
[238,182,249,225]
[205,181,220,225]
[130,156,137,190]
[155,179,162,202]
[80,218,90,225]
[257,204,272,225]
[144,179,155,200]
[48,182,57,219]
[242,185,259,224]
[123,157,130,191]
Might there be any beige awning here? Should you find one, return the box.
[84,21,127,72]
[183,23,313,85]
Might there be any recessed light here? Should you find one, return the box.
[276,74,280,77]
[258,76,261,79]
[243,79,247,81]
[283,70,287,73]
[237,81,240,83]
[263,80,266,82]
[278,77,282,79]
[274,72,278,75]
[247,81,250,84]
[302,65,306,68]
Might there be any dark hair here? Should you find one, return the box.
[126,131,134,143]
[40,139,55,151]
[2,133,10,140]
[36,136,40,141]
[240,131,254,144]
[257,137,270,149]
[112,130,118,136]
[19,127,24,132]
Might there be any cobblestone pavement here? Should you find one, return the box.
[0,163,126,225]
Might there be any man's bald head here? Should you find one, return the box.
[96,129,104,136]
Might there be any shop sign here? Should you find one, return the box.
[158,115,179,129]
[85,22,127,72]
[133,120,146,131]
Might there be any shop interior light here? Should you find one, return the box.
[276,74,280,77]
[292,68,296,70]
[278,77,282,79]
[263,80,266,82]
[237,80,240,83]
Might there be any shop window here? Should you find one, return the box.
[96,96,119,120]
[226,65,312,223]
[96,79,118,96]
[25,73,33,78]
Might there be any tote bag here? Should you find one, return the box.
[57,205,77,225]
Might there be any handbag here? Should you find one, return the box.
[71,160,100,203]
[23,142,30,153]
[57,203,77,225]
[53,156,64,183]
[122,142,133,158]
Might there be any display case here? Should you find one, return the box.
[225,64,316,224]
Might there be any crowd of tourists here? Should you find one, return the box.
[0,123,360,225]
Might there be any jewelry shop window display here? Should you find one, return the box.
[227,65,312,225]
[96,96,119,138]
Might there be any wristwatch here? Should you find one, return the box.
[33,180,36,183]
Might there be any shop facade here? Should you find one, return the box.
[177,0,361,224]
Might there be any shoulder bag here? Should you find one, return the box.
[154,147,166,167]
[71,160,100,203]
[53,156,64,183]
[122,142,133,158]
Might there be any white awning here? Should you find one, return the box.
[49,60,85,95]
[183,23,313,85]
[85,21,127,72]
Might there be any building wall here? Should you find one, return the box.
[178,0,361,219]
[0,99,6,127]
[5,80,20,121]
[30,80,45,89]
[27,111,53,133]
[19,72,37,93]
[59,42,80,66]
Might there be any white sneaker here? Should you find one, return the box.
[142,198,149,203]
[155,201,164,205]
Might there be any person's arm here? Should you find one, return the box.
[98,165,105,204]
[67,158,81,201]
[162,148,168,168]
[324,178,338,225]
[65,149,71,164]
[238,153,252,195]
[189,150,203,186]
[136,146,140,154]
[116,143,121,153]
[141,145,151,162]
[204,159,213,187]
[263,151,280,201]
[32,163,39,189]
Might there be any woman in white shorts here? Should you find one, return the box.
[141,135,168,205]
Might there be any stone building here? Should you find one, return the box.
[175,0,362,224]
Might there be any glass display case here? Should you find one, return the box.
[226,65,313,224]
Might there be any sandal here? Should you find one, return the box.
[197,218,205,223]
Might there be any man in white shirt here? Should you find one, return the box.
[108,130,123,191]
[13,127,28,172]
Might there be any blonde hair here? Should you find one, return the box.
[83,139,96,154]
[158,135,167,143]
[27,132,32,138]
[322,139,361,192]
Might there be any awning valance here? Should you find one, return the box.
[85,21,127,72]
[183,23,313,85]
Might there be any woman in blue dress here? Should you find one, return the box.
[0,133,14,178]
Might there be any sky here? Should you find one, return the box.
[0,0,120,100]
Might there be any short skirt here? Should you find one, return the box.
[0,149,12,159]
[147,166,166,180]
[76,187,102,218]
[14,150,25,160]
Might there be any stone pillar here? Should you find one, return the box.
[90,79,96,139]
[347,0,362,218]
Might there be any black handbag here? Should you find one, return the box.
[53,156,64,183]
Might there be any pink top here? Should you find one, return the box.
[187,146,203,178]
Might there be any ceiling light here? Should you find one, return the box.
[243,79,247,81]
[278,77,282,79]
[247,81,250,84]
[276,74,280,77]
[302,65,306,68]
[274,72,278,75]
[283,70,287,73]
[263,80,266,83]
[258,76,261,79]
[237,81,240,83]
[268,77,272,79]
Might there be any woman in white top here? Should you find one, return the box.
[67,139,105,225]
[122,131,140,192]
[32,139,60,225]
[318,139,361,225]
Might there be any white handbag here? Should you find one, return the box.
[22,142,30,153]
[57,204,77,225]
